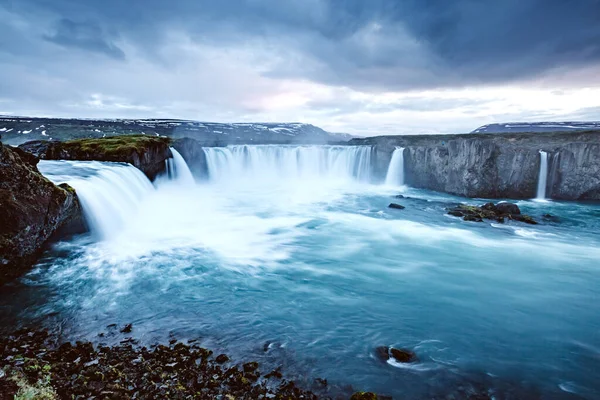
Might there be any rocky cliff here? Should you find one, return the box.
[351,130,600,200]
[0,143,85,284]
[172,138,208,180]
[19,135,171,181]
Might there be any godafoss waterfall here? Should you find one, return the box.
[1,143,600,399]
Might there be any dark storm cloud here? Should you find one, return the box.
[2,0,599,90]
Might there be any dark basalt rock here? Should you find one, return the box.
[120,323,133,333]
[388,203,405,210]
[351,392,378,400]
[19,135,171,181]
[448,202,537,225]
[0,142,85,284]
[375,346,417,363]
[1,329,323,399]
[390,347,417,363]
[215,354,229,363]
[375,346,391,362]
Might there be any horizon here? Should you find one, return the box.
[3,114,600,137]
[1,1,599,136]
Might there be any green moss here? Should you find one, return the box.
[6,369,57,400]
[63,135,170,156]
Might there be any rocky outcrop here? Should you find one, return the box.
[448,203,537,224]
[171,138,209,179]
[351,130,600,200]
[19,135,171,181]
[0,143,85,284]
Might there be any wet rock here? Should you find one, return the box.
[375,346,390,362]
[243,361,259,373]
[120,324,133,333]
[265,368,283,379]
[448,203,536,224]
[351,392,378,400]
[542,213,560,223]
[496,202,521,215]
[0,142,85,284]
[215,354,229,363]
[394,194,405,199]
[388,203,405,210]
[390,347,417,363]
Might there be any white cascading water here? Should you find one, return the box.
[202,145,372,183]
[39,151,195,240]
[536,150,549,199]
[165,148,195,186]
[385,147,405,186]
[39,160,155,239]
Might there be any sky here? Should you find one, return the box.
[0,0,599,135]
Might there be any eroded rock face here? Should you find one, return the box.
[19,135,171,181]
[352,130,600,200]
[0,143,85,284]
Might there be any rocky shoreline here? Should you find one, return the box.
[0,328,387,400]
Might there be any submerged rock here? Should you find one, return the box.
[448,202,537,225]
[388,203,405,210]
[0,143,85,284]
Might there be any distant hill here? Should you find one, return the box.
[0,117,353,146]
[472,122,600,134]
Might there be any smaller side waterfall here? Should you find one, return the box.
[39,160,155,240]
[536,150,549,199]
[385,147,405,186]
[162,148,195,185]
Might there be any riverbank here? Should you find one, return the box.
[0,328,339,399]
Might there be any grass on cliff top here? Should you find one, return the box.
[63,135,170,155]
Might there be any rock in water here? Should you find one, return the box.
[375,346,390,362]
[388,203,405,210]
[0,143,84,284]
[496,202,521,215]
[351,392,378,400]
[448,202,536,225]
[390,348,417,363]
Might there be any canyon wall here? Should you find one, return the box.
[351,131,600,200]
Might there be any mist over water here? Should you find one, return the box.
[4,146,600,399]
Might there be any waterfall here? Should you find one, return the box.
[168,148,195,186]
[38,160,155,239]
[536,150,549,199]
[385,147,405,186]
[202,145,372,183]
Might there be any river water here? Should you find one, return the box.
[1,145,599,399]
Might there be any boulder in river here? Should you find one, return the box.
[448,202,537,225]
[0,143,85,284]
[388,203,405,210]
[375,346,417,363]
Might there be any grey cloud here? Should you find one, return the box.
[44,18,125,60]
[2,0,600,90]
